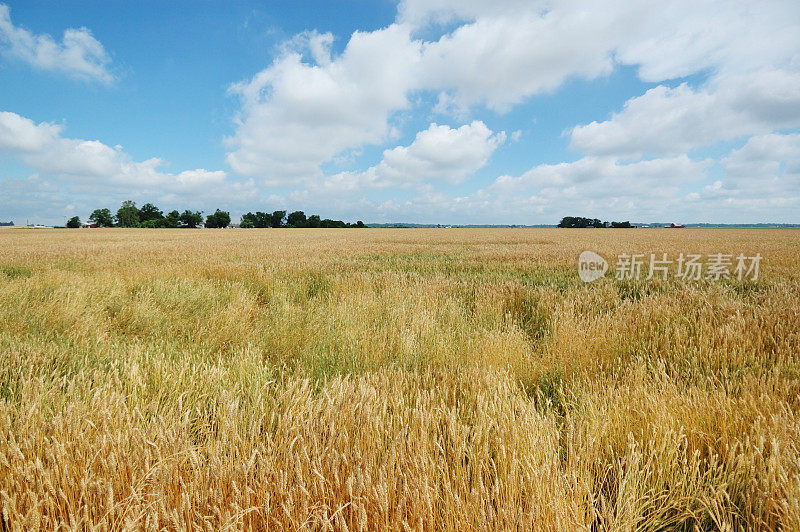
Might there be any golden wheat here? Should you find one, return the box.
[1,227,799,529]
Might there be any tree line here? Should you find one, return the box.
[558,216,634,228]
[65,201,364,229]
[240,211,365,228]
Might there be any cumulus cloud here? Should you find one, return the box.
[415,8,618,111]
[570,71,800,157]
[0,4,114,83]
[225,25,421,184]
[684,133,800,216]
[403,0,799,83]
[478,133,800,223]
[490,155,711,200]
[563,1,800,157]
[0,110,244,198]
[380,121,504,184]
[420,155,714,223]
[226,0,800,190]
[713,133,800,199]
[407,1,799,110]
[396,0,800,221]
[318,121,505,192]
[612,1,800,82]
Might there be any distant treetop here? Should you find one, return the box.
[80,200,364,229]
[558,216,634,228]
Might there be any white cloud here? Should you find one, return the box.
[227,1,800,187]
[404,0,800,84]
[319,121,505,192]
[612,1,800,82]
[570,71,800,157]
[225,24,421,184]
[406,1,799,111]
[0,110,242,197]
[560,1,800,157]
[716,133,800,197]
[287,153,715,225]
[0,109,63,151]
[0,4,114,83]
[376,121,504,185]
[415,8,618,111]
[490,155,711,198]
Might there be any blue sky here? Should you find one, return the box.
[1,1,799,225]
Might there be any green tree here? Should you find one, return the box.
[241,211,270,228]
[558,216,603,228]
[356,221,365,228]
[116,201,139,227]
[270,210,286,228]
[216,210,231,228]
[306,214,321,228]
[252,211,270,228]
[89,208,114,227]
[205,209,231,228]
[287,211,306,227]
[139,219,165,228]
[138,203,164,223]
[180,210,203,228]
[66,216,81,228]
[241,212,258,227]
[164,210,181,228]
[321,218,346,228]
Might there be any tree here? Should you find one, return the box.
[66,216,81,228]
[356,220,365,228]
[216,210,231,228]
[321,218,346,228]
[241,212,255,227]
[139,219,165,228]
[138,203,164,223]
[205,209,231,228]
[180,210,203,228]
[287,211,306,227]
[89,208,114,227]
[270,211,286,228]
[253,211,270,228]
[240,219,255,228]
[241,211,269,228]
[306,214,321,228]
[241,211,271,228]
[558,216,603,228]
[558,216,634,228]
[164,210,181,228]
[116,201,139,227]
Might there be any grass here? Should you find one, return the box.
[1,227,799,529]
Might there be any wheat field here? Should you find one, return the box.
[1,227,799,530]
